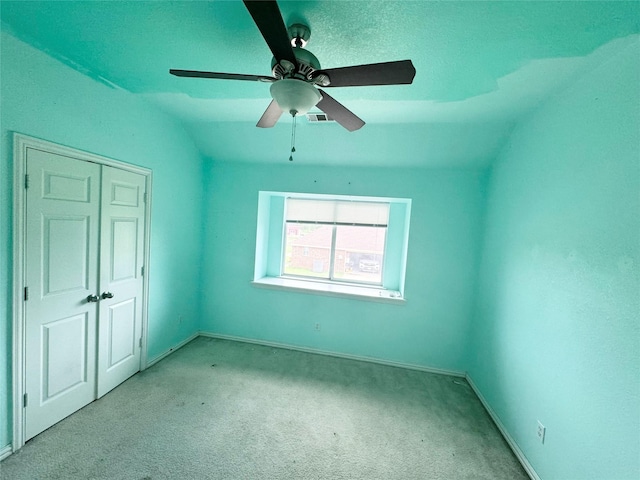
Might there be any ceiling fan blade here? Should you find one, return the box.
[170,69,275,82]
[257,100,283,128]
[316,90,365,132]
[314,60,416,87]
[243,0,298,68]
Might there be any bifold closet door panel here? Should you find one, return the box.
[24,148,101,440]
[97,165,146,398]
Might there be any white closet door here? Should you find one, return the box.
[23,147,148,441]
[97,165,145,397]
[24,148,101,440]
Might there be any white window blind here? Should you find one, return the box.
[286,198,389,226]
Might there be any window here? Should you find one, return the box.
[253,192,411,303]
[283,198,389,285]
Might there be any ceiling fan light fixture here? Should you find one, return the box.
[270,78,321,116]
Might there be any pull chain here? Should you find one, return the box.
[289,112,297,161]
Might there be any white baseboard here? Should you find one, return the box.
[198,331,465,378]
[466,374,541,480]
[0,444,12,461]
[145,332,199,368]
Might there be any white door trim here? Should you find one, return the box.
[11,133,153,452]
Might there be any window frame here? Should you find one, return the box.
[252,191,411,304]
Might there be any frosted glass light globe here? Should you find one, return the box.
[270,79,321,116]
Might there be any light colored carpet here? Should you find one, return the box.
[1,337,529,479]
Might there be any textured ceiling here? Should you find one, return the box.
[1,1,639,166]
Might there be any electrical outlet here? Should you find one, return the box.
[315,323,321,331]
[537,421,546,444]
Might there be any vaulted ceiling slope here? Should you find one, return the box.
[1,1,638,166]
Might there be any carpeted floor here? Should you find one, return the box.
[1,337,529,479]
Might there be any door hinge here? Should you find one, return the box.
[25,174,30,189]
[141,266,144,276]
[23,393,28,407]
[143,192,148,203]
[24,286,29,301]
[139,337,143,348]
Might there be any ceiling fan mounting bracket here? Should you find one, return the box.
[310,72,331,87]
[288,23,311,48]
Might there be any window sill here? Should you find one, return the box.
[251,277,406,304]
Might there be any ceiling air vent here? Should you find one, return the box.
[306,112,335,123]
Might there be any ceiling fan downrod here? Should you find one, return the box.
[288,23,310,48]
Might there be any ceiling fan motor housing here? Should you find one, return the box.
[271,47,321,81]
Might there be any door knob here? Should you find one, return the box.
[101,291,114,299]
[87,294,99,303]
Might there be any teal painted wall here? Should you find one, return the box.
[200,161,486,372]
[468,38,640,479]
[0,30,205,450]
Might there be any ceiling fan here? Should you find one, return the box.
[170,0,416,132]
